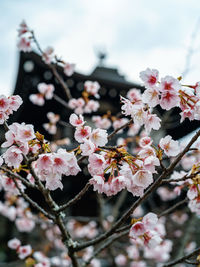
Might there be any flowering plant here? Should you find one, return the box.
[1,21,200,267]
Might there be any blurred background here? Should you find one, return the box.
[1,0,200,96]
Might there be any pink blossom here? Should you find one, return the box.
[159,75,181,93]
[84,81,100,98]
[160,90,180,110]
[129,222,146,237]
[142,88,160,107]
[127,123,140,136]
[115,254,127,266]
[37,154,53,171]
[88,153,106,176]
[80,139,96,156]
[45,173,63,191]
[121,96,134,116]
[144,230,162,248]
[43,112,60,134]
[52,154,68,173]
[89,175,104,194]
[127,88,142,103]
[142,212,158,230]
[140,68,159,88]
[144,114,161,133]
[69,113,85,127]
[18,245,32,259]
[8,95,23,112]
[0,95,10,112]
[2,122,35,148]
[133,170,153,189]
[64,62,75,76]
[74,126,91,143]
[18,20,29,36]
[131,105,147,126]
[92,116,111,129]
[139,137,152,148]
[187,184,198,200]
[17,36,32,52]
[17,123,35,142]
[138,146,156,159]
[89,128,108,147]
[8,238,21,250]
[29,93,45,106]
[3,146,23,168]
[37,83,54,99]
[130,261,146,267]
[1,176,24,195]
[84,100,99,113]
[0,112,8,124]
[143,156,160,173]
[42,46,54,64]
[159,135,180,157]
[16,217,35,232]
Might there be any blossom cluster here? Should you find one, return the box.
[1,122,36,168]
[68,81,100,114]
[69,113,108,156]
[29,83,55,106]
[0,95,22,124]
[0,194,35,232]
[33,148,81,190]
[89,140,158,197]
[43,112,60,135]
[17,20,75,75]
[140,68,200,122]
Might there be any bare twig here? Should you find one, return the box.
[159,198,188,218]
[31,31,72,100]
[83,230,128,266]
[163,246,200,267]
[11,176,54,220]
[58,182,91,212]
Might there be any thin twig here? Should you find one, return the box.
[163,247,200,267]
[32,31,72,100]
[58,182,91,212]
[0,166,36,188]
[83,230,128,266]
[159,198,188,218]
[11,176,54,220]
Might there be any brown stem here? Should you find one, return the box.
[58,182,91,212]
[163,247,200,267]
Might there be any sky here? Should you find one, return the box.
[1,0,200,96]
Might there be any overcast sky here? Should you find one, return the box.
[1,0,200,96]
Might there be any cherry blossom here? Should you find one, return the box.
[17,36,32,52]
[84,81,100,98]
[159,135,180,157]
[80,139,96,156]
[140,68,159,88]
[17,20,29,36]
[64,62,75,76]
[18,245,32,259]
[42,46,54,64]
[69,113,85,127]
[8,238,21,250]
[74,126,91,143]
[89,128,108,147]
